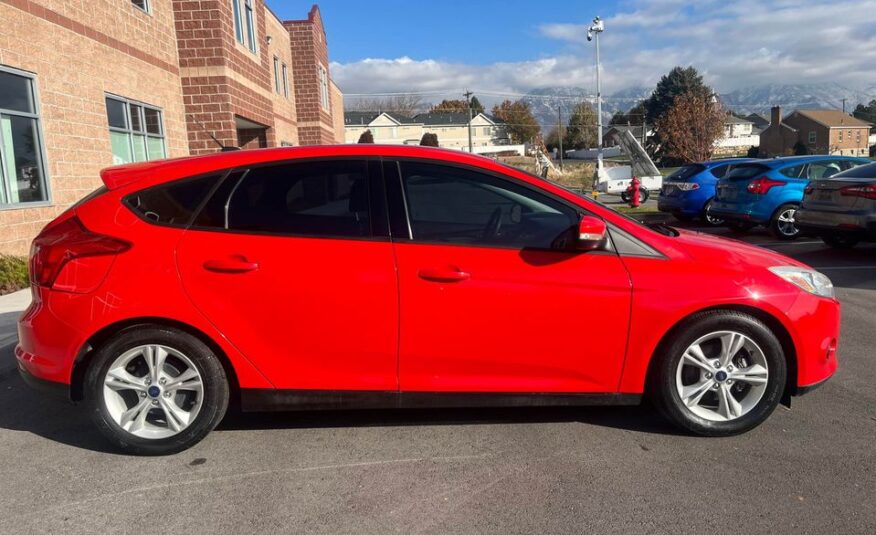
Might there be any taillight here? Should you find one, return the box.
[30,216,131,288]
[804,185,814,195]
[676,182,700,191]
[747,177,785,194]
[840,184,876,200]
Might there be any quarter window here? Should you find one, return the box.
[105,95,166,165]
[126,174,221,226]
[778,164,805,178]
[0,67,49,206]
[399,162,578,249]
[219,160,371,237]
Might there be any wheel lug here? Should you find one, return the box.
[144,378,151,385]
[727,365,734,372]
[727,380,734,385]
[712,383,720,389]
[151,399,159,406]
[163,392,171,398]
[159,378,166,385]
[713,361,721,368]
[140,391,147,398]
[705,373,712,379]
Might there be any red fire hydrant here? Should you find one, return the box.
[627,176,641,208]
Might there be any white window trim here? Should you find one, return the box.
[105,94,167,164]
[0,64,51,210]
[808,131,816,144]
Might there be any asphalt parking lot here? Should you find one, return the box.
[0,224,874,534]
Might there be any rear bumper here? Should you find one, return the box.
[796,209,876,237]
[17,353,70,401]
[657,195,705,217]
[708,201,770,224]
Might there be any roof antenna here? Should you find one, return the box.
[188,114,240,152]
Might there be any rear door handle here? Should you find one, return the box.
[203,256,259,273]
[418,266,471,283]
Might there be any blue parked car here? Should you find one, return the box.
[710,155,872,239]
[658,158,754,225]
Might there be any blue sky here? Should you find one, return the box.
[273,0,876,97]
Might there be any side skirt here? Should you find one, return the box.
[240,389,642,412]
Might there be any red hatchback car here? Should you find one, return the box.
[17,145,839,454]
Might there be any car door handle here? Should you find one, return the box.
[418,266,471,283]
[203,256,259,273]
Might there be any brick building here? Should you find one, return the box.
[759,106,872,157]
[0,0,343,255]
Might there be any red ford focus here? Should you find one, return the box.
[17,145,839,455]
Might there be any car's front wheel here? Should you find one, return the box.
[85,326,229,455]
[650,310,786,436]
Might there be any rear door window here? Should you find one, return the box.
[778,164,806,178]
[807,160,844,180]
[710,164,730,178]
[126,174,221,226]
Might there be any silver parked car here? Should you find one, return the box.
[797,162,876,248]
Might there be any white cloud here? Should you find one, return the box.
[332,0,876,98]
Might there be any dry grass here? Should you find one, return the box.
[498,156,597,190]
[0,255,29,295]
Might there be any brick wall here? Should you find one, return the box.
[0,0,188,255]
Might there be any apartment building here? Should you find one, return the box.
[760,106,872,157]
[344,111,512,150]
[0,0,343,255]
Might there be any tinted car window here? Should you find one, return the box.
[667,165,705,180]
[126,174,220,226]
[223,160,370,238]
[778,164,805,178]
[807,160,844,180]
[400,162,578,249]
[711,164,730,178]
[727,164,768,179]
[831,161,876,180]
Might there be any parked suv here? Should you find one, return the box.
[709,155,871,239]
[657,158,753,225]
[18,145,839,454]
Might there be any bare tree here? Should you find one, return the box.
[656,92,725,164]
[346,94,426,116]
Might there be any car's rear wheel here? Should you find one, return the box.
[702,199,724,226]
[726,220,754,233]
[85,326,229,455]
[620,188,650,204]
[821,233,860,249]
[770,204,800,240]
[650,310,786,436]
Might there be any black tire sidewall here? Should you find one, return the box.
[652,311,787,436]
[702,199,724,226]
[85,326,229,455]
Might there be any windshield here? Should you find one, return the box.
[666,165,706,181]
[726,164,768,179]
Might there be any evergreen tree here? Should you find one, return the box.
[357,130,374,143]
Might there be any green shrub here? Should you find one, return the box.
[0,255,29,295]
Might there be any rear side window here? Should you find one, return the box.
[215,160,371,238]
[778,164,805,178]
[126,174,220,226]
[711,164,730,178]
[807,160,844,180]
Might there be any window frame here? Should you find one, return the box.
[0,64,51,211]
[131,0,150,14]
[384,158,593,253]
[808,131,817,144]
[273,56,281,94]
[231,0,244,43]
[243,0,257,53]
[317,65,330,110]
[282,63,289,98]
[105,93,167,165]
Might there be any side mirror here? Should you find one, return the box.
[577,215,607,251]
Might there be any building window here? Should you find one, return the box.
[808,131,816,144]
[318,65,330,110]
[244,0,257,53]
[105,95,166,165]
[0,67,49,207]
[282,63,289,98]
[273,56,281,94]
[856,130,861,144]
[131,0,149,13]
[839,130,843,142]
[232,0,257,52]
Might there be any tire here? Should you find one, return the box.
[726,220,754,233]
[85,325,229,455]
[701,199,724,227]
[821,233,860,249]
[770,203,800,240]
[649,310,786,437]
[620,188,650,204]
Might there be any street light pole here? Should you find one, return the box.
[464,89,474,153]
[558,101,564,171]
[587,16,605,184]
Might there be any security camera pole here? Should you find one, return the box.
[587,16,605,194]
[463,89,474,153]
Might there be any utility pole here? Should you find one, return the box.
[842,98,847,114]
[463,89,474,153]
[557,101,564,171]
[587,16,605,193]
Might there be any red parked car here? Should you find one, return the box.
[17,145,839,454]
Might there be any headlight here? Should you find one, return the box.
[768,266,834,299]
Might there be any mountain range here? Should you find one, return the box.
[520,83,876,132]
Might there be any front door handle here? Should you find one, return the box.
[203,255,259,273]
[418,266,471,283]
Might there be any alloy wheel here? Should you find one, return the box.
[102,344,204,439]
[703,201,724,226]
[776,207,798,237]
[675,331,769,422]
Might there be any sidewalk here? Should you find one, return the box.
[0,289,31,350]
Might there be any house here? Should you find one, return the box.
[759,106,872,157]
[713,115,759,156]
[745,113,771,132]
[344,111,513,151]
[344,112,424,145]
[0,1,344,255]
